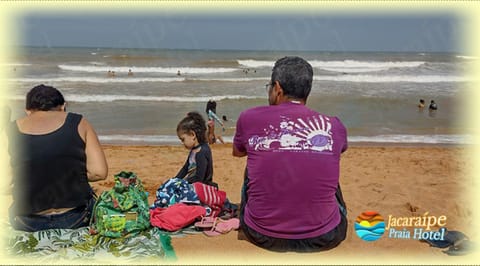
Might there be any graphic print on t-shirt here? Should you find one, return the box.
[248,114,333,152]
[185,151,197,179]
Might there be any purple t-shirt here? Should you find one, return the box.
[234,102,347,239]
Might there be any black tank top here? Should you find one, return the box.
[7,112,93,215]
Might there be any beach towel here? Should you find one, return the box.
[193,182,227,217]
[90,171,150,238]
[5,223,176,263]
[150,203,206,232]
[152,178,200,208]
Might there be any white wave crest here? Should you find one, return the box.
[349,134,474,145]
[238,59,425,73]
[58,64,237,74]
[98,135,235,145]
[456,55,479,60]
[10,74,469,84]
[99,134,180,144]
[237,60,274,68]
[10,76,268,84]
[314,60,425,73]
[11,77,184,83]
[310,60,425,69]
[6,94,261,103]
[314,74,471,83]
[1,63,31,66]
[97,134,472,145]
[88,61,106,66]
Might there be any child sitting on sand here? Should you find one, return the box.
[174,111,217,188]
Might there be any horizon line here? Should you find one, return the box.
[13,45,459,54]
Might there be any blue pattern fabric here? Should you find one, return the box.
[152,178,200,208]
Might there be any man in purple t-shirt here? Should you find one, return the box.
[233,56,348,252]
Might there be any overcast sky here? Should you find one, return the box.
[19,14,460,52]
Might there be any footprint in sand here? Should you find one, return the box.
[406,202,419,213]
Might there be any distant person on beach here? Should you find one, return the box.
[233,56,348,252]
[205,100,225,145]
[177,70,181,76]
[5,84,108,232]
[207,118,224,145]
[418,99,425,109]
[212,115,231,144]
[429,100,438,111]
[205,99,217,115]
[128,69,133,76]
[174,111,217,187]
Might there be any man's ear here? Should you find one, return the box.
[60,103,67,112]
[272,81,280,95]
[25,109,32,116]
[273,81,285,99]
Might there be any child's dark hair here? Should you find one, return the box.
[177,111,207,144]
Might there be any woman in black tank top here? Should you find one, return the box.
[6,84,108,232]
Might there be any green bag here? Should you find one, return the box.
[90,171,151,238]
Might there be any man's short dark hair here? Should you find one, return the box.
[26,84,65,111]
[271,56,313,100]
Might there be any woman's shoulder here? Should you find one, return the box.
[67,112,83,121]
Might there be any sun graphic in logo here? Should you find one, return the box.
[354,211,386,241]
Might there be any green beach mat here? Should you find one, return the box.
[4,222,177,264]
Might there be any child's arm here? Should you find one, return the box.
[174,158,189,179]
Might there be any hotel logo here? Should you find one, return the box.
[355,210,448,242]
[354,211,386,242]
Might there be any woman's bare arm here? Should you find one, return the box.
[78,118,108,182]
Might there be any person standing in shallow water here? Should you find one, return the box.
[428,100,438,118]
[418,99,425,110]
[233,56,348,252]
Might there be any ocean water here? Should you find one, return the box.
[3,46,475,145]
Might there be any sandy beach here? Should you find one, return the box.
[85,143,476,264]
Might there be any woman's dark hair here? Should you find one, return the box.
[26,84,65,111]
[177,111,207,144]
[205,100,217,114]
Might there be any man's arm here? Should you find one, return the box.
[232,111,247,157]
[232,145,247,157]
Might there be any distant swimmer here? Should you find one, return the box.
[177,70,181,76]
[128,69,133,76]
[429,100,438,111]
[418,99,425,109]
